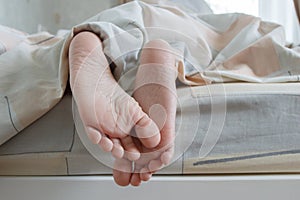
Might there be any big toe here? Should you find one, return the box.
[113,158,132,187]
[135,115,161,148]
[121,136,140,161]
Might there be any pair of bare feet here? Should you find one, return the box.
[69,32,177,186]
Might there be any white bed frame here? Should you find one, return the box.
[1,175,300,200]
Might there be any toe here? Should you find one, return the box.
[98,135,113,152]
[161,145,175,165]
[111,139,124,159]
[135,115,161,148]
[121,136,140,161]
[148,159,164,172]
[130,173,142,187]
[140,168,152,182]
[86,127,102,144]
[113,158,132,187]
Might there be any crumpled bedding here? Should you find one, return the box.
[1,84,300,175]
[0,1,300,145]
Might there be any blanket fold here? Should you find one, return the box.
[0,1,299,145]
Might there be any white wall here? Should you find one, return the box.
[0,0,120,34]
[259,0,300,44]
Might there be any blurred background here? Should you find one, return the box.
[0,0,299,44]
[0,0,120,34]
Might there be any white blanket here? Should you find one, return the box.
[0,1,300,145]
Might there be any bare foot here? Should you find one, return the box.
[69,32,161,162]
[113,39,178,186]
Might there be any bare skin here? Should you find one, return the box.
[69,32,177,186]
[6,27,177,186]
[113,40,178,186]
[69,32,161,161]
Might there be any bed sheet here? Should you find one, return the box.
[0,83,299,175]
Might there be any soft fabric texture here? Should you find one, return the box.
[0,30,67,145]
[0,1,300,145]
[1,83,300,175]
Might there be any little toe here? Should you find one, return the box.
[113,158,133,187]
[121,136,140,161]
[135,115,161,148]
[161,145,175,165]
[111,139,124,159]
[98,135,114,152]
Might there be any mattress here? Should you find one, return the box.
[0,82,299,175]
